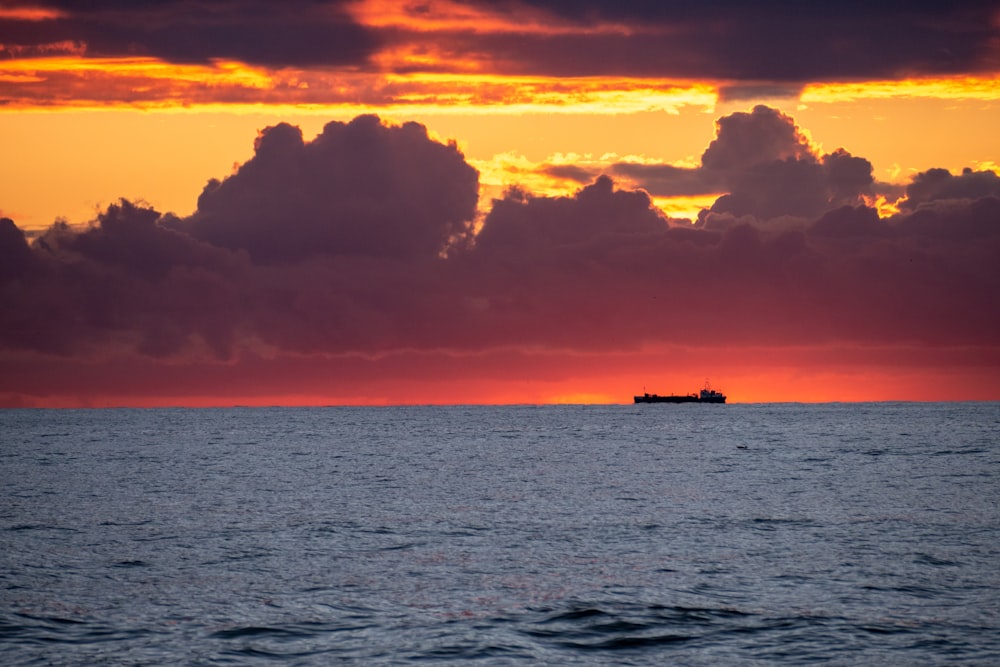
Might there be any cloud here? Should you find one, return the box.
[600,106,875,221]
[902,167,1000,209]
[438,1,1000,80]
[717,83,804,103]
[0,115,481,360]
[701,106,815,172]
[896,194,1000,242]
[0,0,377,67]
[3,201,244,358]
[464,173,999,351]
[4,1,996,85]
[0,217,34,281]
[542,164,600,185]
[706,110,880,220]
[185,115,480,263]
[4,2,998,111]
[1,109,998,403]
[809,205,887,238]
[608,163,723,197]
[474,176,666,254]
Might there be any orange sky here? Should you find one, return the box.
[1,1,999,405]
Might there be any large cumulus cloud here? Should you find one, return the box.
[184,115,480,262]
[697,106,876,221]
[561,106,878,222]
[1,110,998,403]
[0,115,481,359]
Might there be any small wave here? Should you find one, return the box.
[8,613,160,647]
[559,632,694,650]
[540,607,607,623]
[861,583,950,599]
[98,519,151,527]
[860,622,920,636]
[521,601,757,654]
[416,642,534,661]
[7,524,44,531]
[211,625,314,640]
[373,541,425,552]
[749,516,819,530]
[219,644,347,662]
[6,523,77,533]
[914,553,962,567]
[15,612,86,626]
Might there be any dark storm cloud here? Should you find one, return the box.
[0,110,997,374]
[449,0,999,80]
[496,0,997,81]
[0,0,377,66]
[4,0,994,82]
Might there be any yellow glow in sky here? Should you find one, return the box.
[2,90,998,231]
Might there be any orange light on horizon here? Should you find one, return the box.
[6,369,998,408]
[0,6,66,21]
[4,342,998,408]
[802,76,1000,103]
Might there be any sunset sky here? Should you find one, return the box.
[2,0,999,406]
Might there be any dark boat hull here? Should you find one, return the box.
[634,394,726,404]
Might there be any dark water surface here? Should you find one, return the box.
[2,403,999,665]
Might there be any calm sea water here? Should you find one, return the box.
[2,403,999,665]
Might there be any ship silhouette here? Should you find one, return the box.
[634,380,726,404]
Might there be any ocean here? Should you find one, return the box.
[2,403,998,665]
